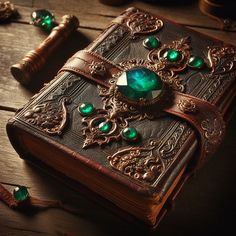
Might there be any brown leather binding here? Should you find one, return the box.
[60,50,226,169]
[6,7,236,228]
[166,92,225,167]
[59,50,122,88]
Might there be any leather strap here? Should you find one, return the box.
[60,50,226,168]
[59,50,122,88]
[165,92,225,167]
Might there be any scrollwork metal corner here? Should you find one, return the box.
[208,45,236,76]
[177,99,197,113]
[126,9,163,38]
[201,116,225,156]
[24,97,71,135]
[107,140,165,183]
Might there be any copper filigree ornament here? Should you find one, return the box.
[107,140,165,183]
[107,124,193,184]
[80,85,156,148]
[147,37,192,92]
[78,39,231,151]
[89,61,106,77]
[79,38,200,148]
[81,109,124,148]
[126,9,163,38]
[208,45,236,75]
[0,1,16,22]
[177,99,197,113]
[201,116,225,155]
[24,97,71,135]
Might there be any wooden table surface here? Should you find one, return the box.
[0,1,235,235]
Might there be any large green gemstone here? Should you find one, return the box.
[79,103,94,116]
[164,49,181,62]
[99,121,111,133]
[188,56,204,69]
[117,67,163,101]
[121,127,138,141]
[143,36,160,49]
[13,186,29,202]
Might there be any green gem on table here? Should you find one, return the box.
[79,103,95,116]
[164,49,181,62]
[188,56,204,69]
[31,9,56,32]
[143,36,160,49]
[13,186,29,202]
[117,67,163,101]
[121,127,138,141]
[99,121,111,133]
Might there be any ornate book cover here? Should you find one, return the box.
[7,7,236,228]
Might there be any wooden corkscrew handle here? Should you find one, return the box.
[11,15,79,85]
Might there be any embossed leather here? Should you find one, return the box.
[7,7,236,227]
[60,50,226,167]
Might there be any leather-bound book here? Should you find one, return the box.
[7,7,236,228]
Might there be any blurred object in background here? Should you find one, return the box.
[0,1,17,22]
[100,0,195,6]
[143,0,192,5]
[199,0,236,30]
[99,0,128,6]
[11,15,79,85]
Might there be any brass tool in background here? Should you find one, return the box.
[11,15,79,85]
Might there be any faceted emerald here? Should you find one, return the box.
[79,103,94,116]
[164,49,181,62]
[13,186,29,202]
[122,127,138,141]
[31,9,55,31]
[99,121,111,133]
[143,36,160,49]
[41,15,54,31]
[117,67,163,101]
[188,56,204,69]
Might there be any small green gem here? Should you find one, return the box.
[188,56,204,69]
[40,15,54,31]
[31,9,55,32]
[99,122,111,133]
[79,103,94,116]
[122,127,138,141]
[164,49,181,62]
[13,186,29,202]
[143,36,160,49]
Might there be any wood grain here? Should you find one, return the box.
[0,111,129,236]
[31,0,236,31]
[10,1,236,32]
[1,110,235,235]
[0,23,100,109]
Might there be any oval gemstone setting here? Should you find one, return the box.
[188,56,204,69]
[79,102,94,116]
[121,127,138,141]
[143,36,160,49]
[116,67,163,101]
[13,186,29,202]
[164,49,181,62]
[99,121,111,133]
